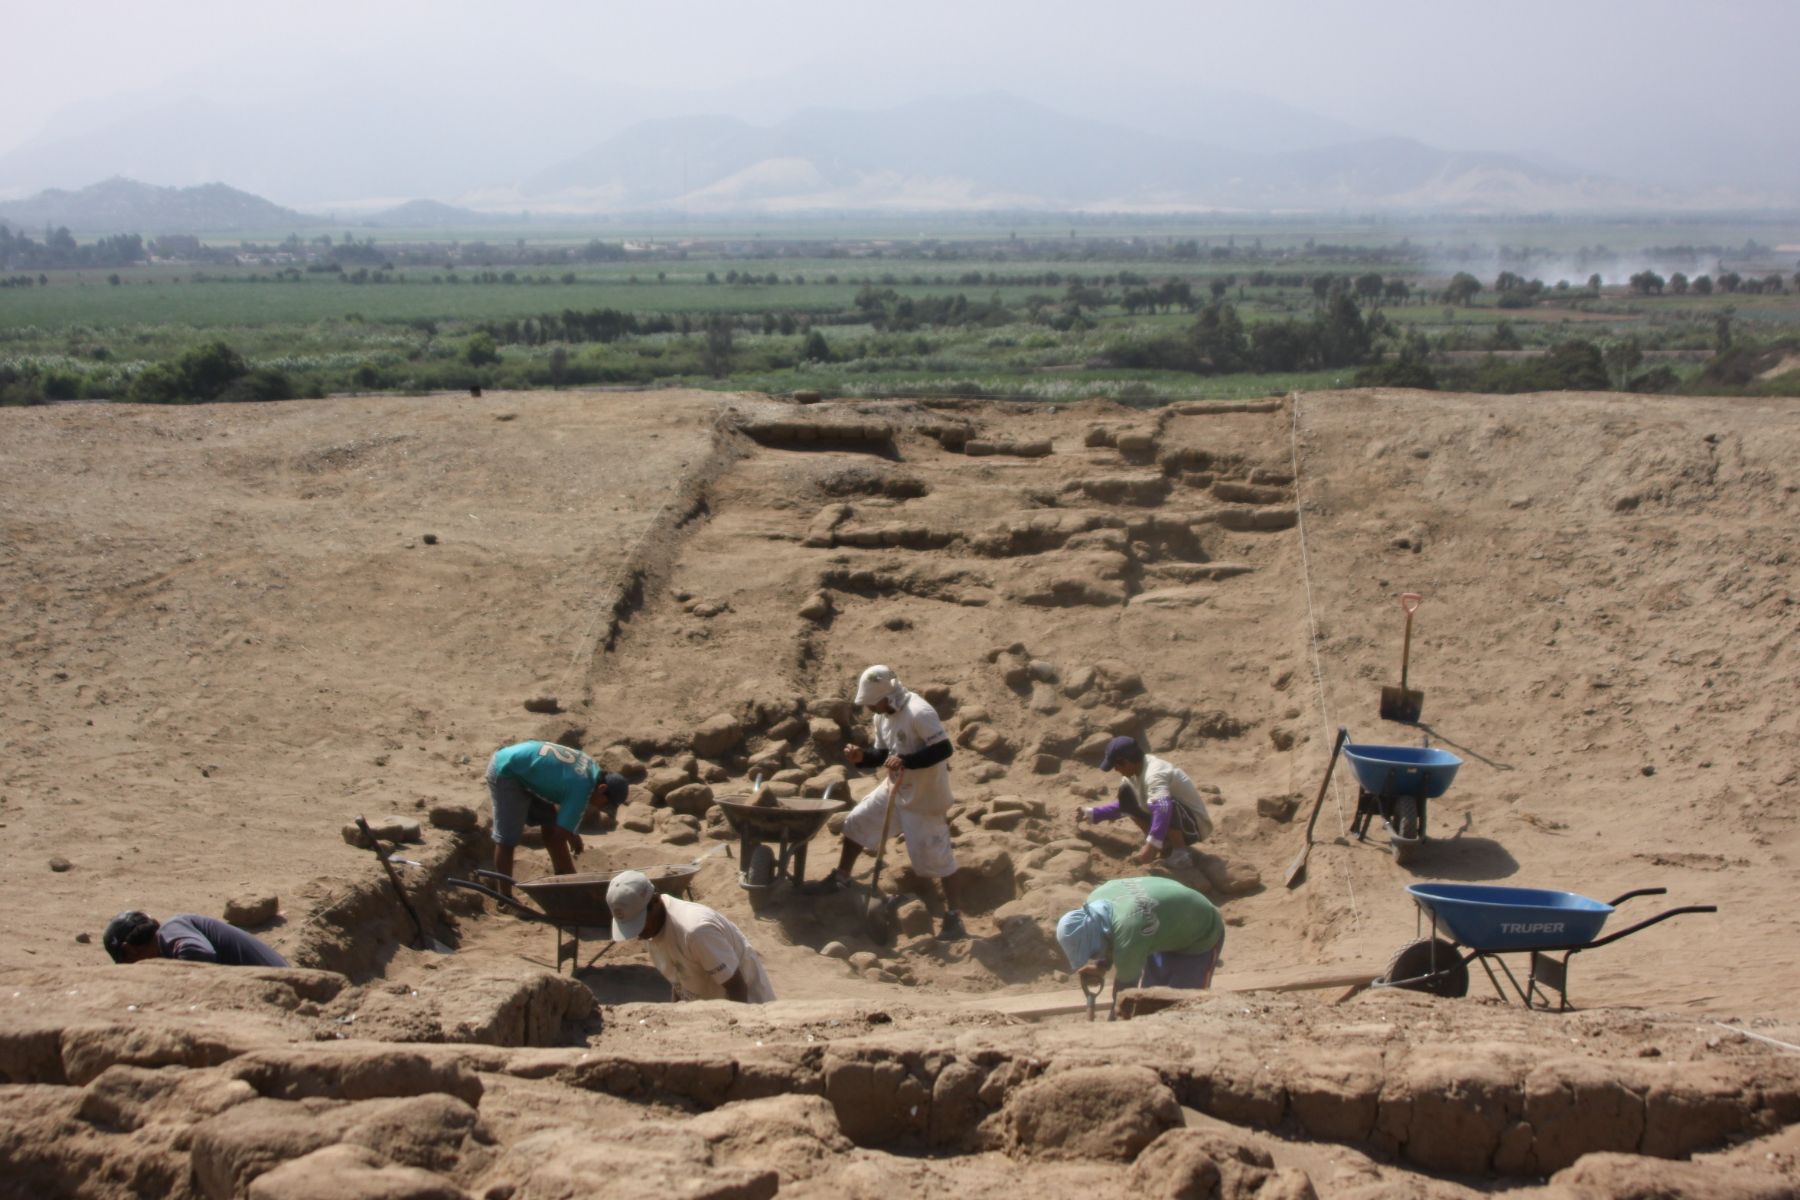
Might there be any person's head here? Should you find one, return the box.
[1055,901,1114,971]
[606,870,665,940]
[103,911,162,963]
[854,664,903,715]
[1098,736,1144,778]
[598,771,629,811]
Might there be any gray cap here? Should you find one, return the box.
[606,870,657,940]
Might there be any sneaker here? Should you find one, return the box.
[937,912,968,942]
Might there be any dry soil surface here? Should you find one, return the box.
[2,387,1796,1200]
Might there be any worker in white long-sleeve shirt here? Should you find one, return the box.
[824,665,967,941]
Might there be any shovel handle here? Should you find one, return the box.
[1398,593,1422,688]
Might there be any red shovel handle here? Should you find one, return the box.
[1399,592,1422,615]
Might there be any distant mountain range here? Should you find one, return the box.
[0,93,1783,233]
[0,177,307,234]
[523,93,1599,214]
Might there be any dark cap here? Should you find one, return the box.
[601,771,629,807]
[102,911,159,962]
[1099,736,1143,772]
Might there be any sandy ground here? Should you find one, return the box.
[2,386,1797,1199]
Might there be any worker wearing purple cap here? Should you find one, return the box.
[1077,736,1213,867]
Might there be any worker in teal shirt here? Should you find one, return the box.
[486,740,628,898]
[1056,876,1224,1018]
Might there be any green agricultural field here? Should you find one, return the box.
[3,215,1797,407]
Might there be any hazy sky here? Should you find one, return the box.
[2,0,1796,199]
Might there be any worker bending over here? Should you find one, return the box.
[826,665,966,941]
[606,870,774,1003]
[104,911,288,967]
[1077,736,1213,866]
[485,740,628,897]
[1056,876,1224,1017]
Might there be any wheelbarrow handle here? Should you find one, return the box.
[1605,886,1668,906]
[444,877,552,923]
[1580,904,1718,951]
[474,867,520,886]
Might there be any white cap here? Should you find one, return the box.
[606,870,657,940]
[855,664,901,707]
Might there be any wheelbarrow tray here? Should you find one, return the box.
[715,795,844,844]
[512,864,699,925]
[1406,883,1612,952]
[1343,743,1463,799]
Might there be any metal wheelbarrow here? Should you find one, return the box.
[1376,882,1717,1010]
[445,864,699,973]
[714,792,845,890]
[1343,737,1463,864]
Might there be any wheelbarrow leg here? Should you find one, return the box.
[792,839,809,888]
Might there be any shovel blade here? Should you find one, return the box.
[1379,685,1424,724]
[1283,844,1310,889]
[863,895,901,945]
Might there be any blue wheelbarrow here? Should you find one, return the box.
[1375,882,1717,1010]
[1343,737,1462,864]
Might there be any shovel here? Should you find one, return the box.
[1282,727,1349,889]
[355,815,454,953]
[1379,592,1425,723]
[861,766,905,944]
[1081,973,1107,1022]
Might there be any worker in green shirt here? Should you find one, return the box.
[1056,876,1224,1017]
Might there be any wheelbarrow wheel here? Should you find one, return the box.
[745,844,777,888]
[1394,795,1420,842]
[1380,937,1468,998]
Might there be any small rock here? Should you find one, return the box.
[428,804,480,832]
[523,695,562,714]
[1508,495,1533,509]
[847,950,880,972]
[798,592,832,621]
[1027,659,1058,684]
[895,898,934,938]
[421,533,439,545]
[820,941,850,959]
[665,782,716,818]
[692,714,745,758]
[981,810,1026,833]
[48,855,71,873]
[75,932,91,944]
[622,812,656,834]
[223,894,279,927]
[1255,794,1299,822]
[664,825,699,846]
[690,601,727,618]
[1031,753,1062,776]
[1268,726,1296,751]
[1641,764,1656,777]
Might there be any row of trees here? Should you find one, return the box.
[0,225,146,270]
[1102,289,1378,375]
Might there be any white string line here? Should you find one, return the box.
[1713,1022,1800,1056]
[1288,391,1359,923]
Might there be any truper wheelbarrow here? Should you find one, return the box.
[714,792,845,890]
[445,865,698,973]
[1343,737,1463,864]
[1376,882,1717,1010]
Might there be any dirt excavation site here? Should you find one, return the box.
[2,385,1798,1200]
